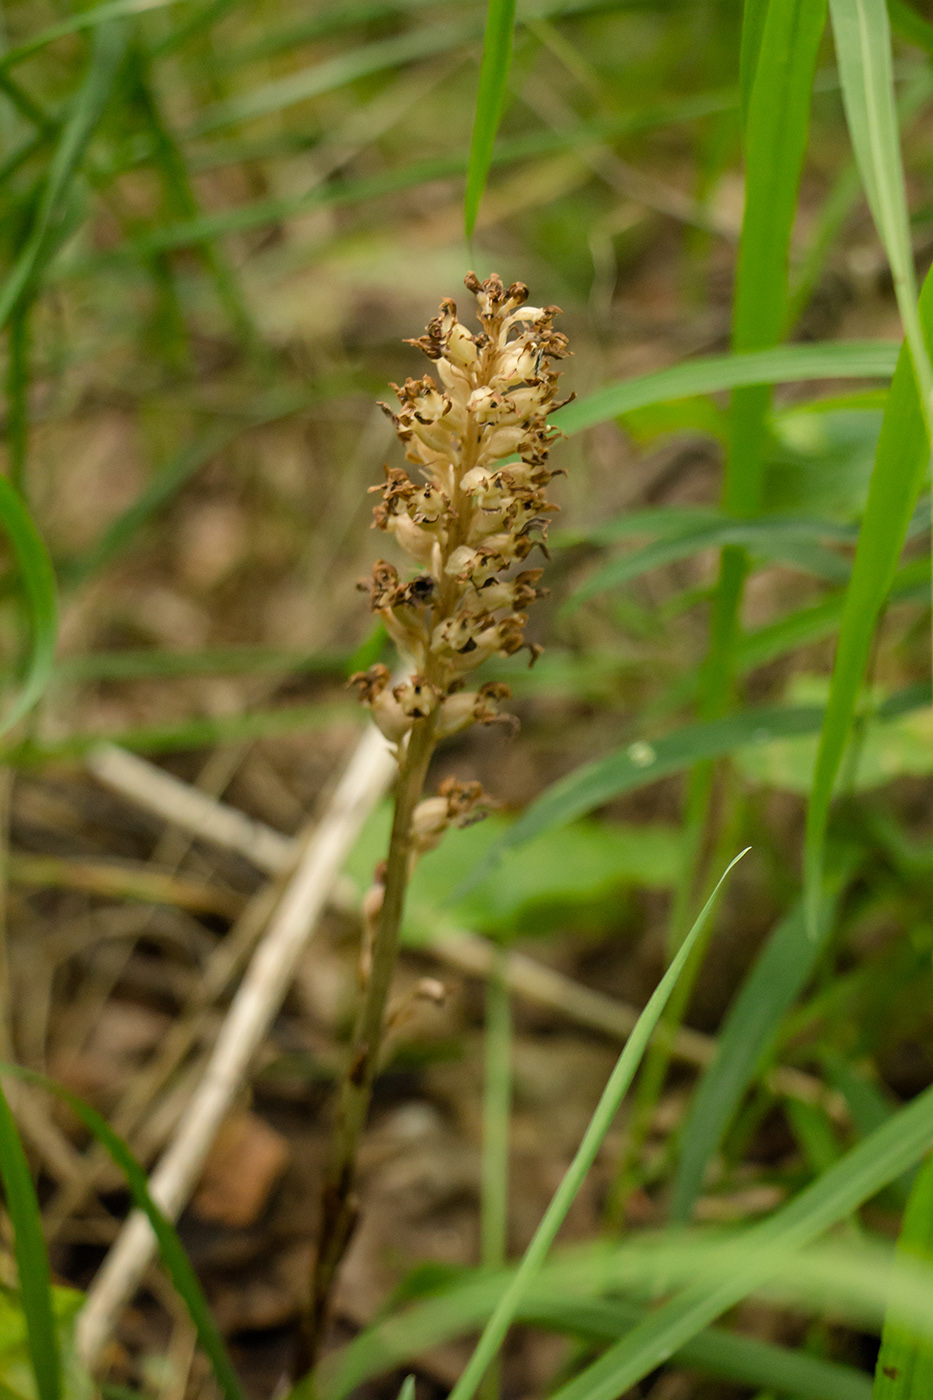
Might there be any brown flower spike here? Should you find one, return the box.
[303,275,569,1372]
[354,270,569,755]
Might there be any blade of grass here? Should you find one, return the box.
[62,387,315,588]
[739,0,770,124]
[464,0,516,236]
[1,1066,245,1400]
[479,943,511,1400]
[5,301,29,497]
[440,850,748,1400]
[829,0,932,420]
[0,474,57,736]
[0,0,175,72]
[190,18,483,137]
[481,944,511,1278]
[149,0,249,59]
[0,71,54,135]
[547,1082,933,1400]
[325,1260,872,1400]
[126,46,257,352]
[648,7,831,1174]
[54,645,349,684]
[671,895,841,1222]
[60,423,234,588]
[187,83,738,177]
[568,516,853,608]
[0,1082,59,1400]
[804,273,933,936]
[562,505,859,548]
[656,553,929,711]
[697,0,827,729]
[889,0,933,57]
[0,19,128,333]
[464,679,931,873]
[872,1152,933,1398]
[216,0,449,70]
[3,699,358,765]
[806,0,933,934]
[735,555,931,673]
[557,341,899,438]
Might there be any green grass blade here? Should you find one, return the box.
[4,700,358,765]
[443,851,748,1400]
[481,945,511,1277]
[671,897,838,1222]
[191,19,481,136]
[1,1066,245,1400]
[0,0,175,72]
[325,1265,871,1400]
[873,1153,933,1398]
[557,341,898,437]
[738,0,770,123]
[804,273,933,935]
[0,1081,59,1400]
[700,0,826,725]
[77,90,740,257]
[61,424,234,588]
[126,48,257,350]
[733,0,827,372]
[488,704,827,852]
[0,72,54,134]
[0,20,128,333]
[458,680,930,887]
[54,645,348,684]
[6,302,30,496]
[63,385,327,587]
[568,517,852,608]
[889,0,933,57]
[216,0,445,69]
[736,554,930,674]
[564,505,859,548]
[548,1083,933,1400]
[0,474,58,736]
[464,0,516,236]
[529,1295,872,1400]
[829,0,933,420]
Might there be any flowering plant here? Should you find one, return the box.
[301,272,570,1368]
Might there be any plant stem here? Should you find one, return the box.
[297,717,437,1377]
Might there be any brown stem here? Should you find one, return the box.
[296,717,437,1377]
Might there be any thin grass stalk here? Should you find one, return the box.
[872,1152,933,1397]
[606,766,733,1220]
[480,942,512,1400]
[482,942,511,1273]
[443,851,747,1400]
[6,301,30,497]
[614,0,826,1200]
[0,1078,60,1400]
[464,0,517,237]
[804,0,933,936]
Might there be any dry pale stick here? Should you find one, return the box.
[76,721,396,1368]
[88,743,841,1115]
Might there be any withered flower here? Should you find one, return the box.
[357,271,569,776]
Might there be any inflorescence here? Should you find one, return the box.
[351,272,571,822]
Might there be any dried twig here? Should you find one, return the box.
[75,721,396,1368]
